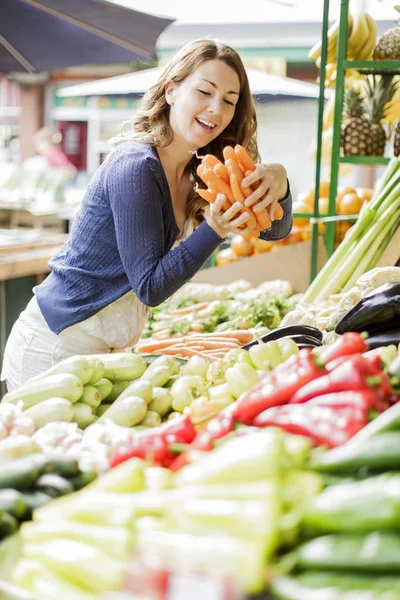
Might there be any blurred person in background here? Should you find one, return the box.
[24,126,77,181]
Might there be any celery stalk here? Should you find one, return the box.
[342,208,400,292]
[317,202,400,298]
[302,162,400,304]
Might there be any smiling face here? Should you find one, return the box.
[165,59,240,152]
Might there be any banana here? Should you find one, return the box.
[347,11,369,59]
[357,12,378,60]
[308,15,352,62]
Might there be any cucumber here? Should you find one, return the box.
[93,378,113,401]
[90,353,146,381]
[29,356,94,385]
[22,491,53,518]
[80,386,101,409]
[86,358,105,386]
[0,489,27,520]
[2,373,83,409]
[106,381,130,402]
[24,397,74,428]
[72,402,95,429]
[149,387,173,417]
[0,512,18,540]
[35,474,74,498]
[0,458,40,491]
[69,470,97,491]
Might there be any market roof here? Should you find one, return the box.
[56,66,321,99]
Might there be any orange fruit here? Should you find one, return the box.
[250,237,274,253]
[230,235,254,257]
[318,197,330,214]
[337,185,356,203]
[293,201,312,227]
[216,247,238,266]
[318,180,330,198]
[356,187,374,202]
[338,192,363,215]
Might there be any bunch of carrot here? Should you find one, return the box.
[137,330,253,362]
[196,144,283,234]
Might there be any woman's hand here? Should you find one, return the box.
[206,194,253,238]
[242,163,288,222]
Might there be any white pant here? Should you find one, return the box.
[1,297,111,392]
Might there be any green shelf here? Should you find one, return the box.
[345,60,400,71]
[339,156,391,166]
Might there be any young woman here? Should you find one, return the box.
[2,39,292,391]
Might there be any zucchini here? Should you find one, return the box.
[22,491,53,519]
[92,378,113,401]
[72,403,95,429]
[0,458,40,491]
[30,355,94,385]
[0,489,27,520]
[24,397,74,428]
[0,512,18,540]
[35,474,74,498]
[80,386,101,409]
[95,404,112,418]
[117,379,153,404]
[89,353,146,381]
[69,470,97,491]
[2,373,83,409]
[97,396,147,426]
[106,381,130,402]
[86,358,105,386]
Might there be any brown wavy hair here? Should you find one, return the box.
[131,39,260,227]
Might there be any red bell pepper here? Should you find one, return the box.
[318,332,368,365]
[110,415,196,468]
[308,389,379,411]
[168,402,237,472]
[253,402,367,448]
[231,349,326,425]
[290,354,390,405]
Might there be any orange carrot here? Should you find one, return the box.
[214,162,229,184]
[196,187,217,203]
[222,146,237,163]
[187,336,241,345]
[235,145,256,173]
[137,337,188,353]
[171,302,209,316]
[225,159,252,198]
[187,340,239,350]
[230,174,257,229]
[199,330,254,343]
[244,170,283,222]
[202,154,223,169]
[202,168,235,205]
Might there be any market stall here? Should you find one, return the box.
[1,1,400,599]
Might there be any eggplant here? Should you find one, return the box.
[288,334,323,347]
[335,282,400,335]
[365,326,400,350]
[241,325,323,350]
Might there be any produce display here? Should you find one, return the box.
[0,269,400,597]
[0,165,69,207]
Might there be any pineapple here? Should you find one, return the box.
[374,5,400,60]
[363,75,398,156]
[341,88,373,156]
[393,119,400,157]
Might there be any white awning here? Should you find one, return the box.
[56,66,322,99]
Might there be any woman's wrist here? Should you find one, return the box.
[206,216,227,239]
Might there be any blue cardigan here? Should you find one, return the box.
[36,141,293,334]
